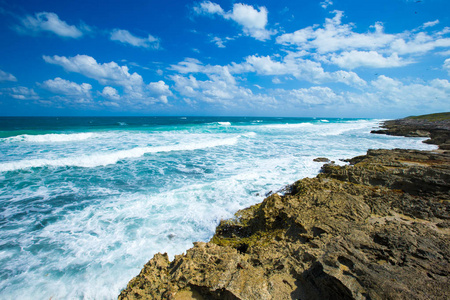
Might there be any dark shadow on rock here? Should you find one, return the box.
[292,262,355,300]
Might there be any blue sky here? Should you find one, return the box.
[0,0,449,117]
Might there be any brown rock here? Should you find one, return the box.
[313,157,330,162]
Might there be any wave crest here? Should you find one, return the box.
[0,137,239,172]
[2,133,95,143]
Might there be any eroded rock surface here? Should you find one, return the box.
[119,115,450,300]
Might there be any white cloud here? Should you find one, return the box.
[277,12,395,53]
[171,58,205,74]
[371,75,450,108]
[390,32,450,55]
[43,54,173,105]
[0,69,17,82]
[101,86,120,100]
[171,73,245,104]
[444,58,450,75]
[42,77,92,98]
[170,58,237,86]
[110,29,160,49]
[43,54,144,89]
[193,1,224,15]
[211,36,226,48]
[277,10,450,58]
[272,77,282,84]
[268,76,450,114]
[233,53,366,87]
[147,80,173,104]
[436,49,450,56]
[16,12,84,38]
[226,3,275,40]
[194,2,275,41]
[423,20,439,28]
[3,86,39,100]
[327,50,412,69]
[168,59,274,107]
[320,0,333,9]
[168,56,450,114]
[284,86,342,105]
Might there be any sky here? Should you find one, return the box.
[0,0,449,118]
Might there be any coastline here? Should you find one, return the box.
[119,113,449,300]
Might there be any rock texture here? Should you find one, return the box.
[119,114,450,300]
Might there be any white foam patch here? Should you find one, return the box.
[2,132,96,143]
[0,137,239,172]
[243,132,257,138]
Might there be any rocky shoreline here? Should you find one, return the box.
[119,113,449,300]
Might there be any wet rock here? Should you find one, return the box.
[313,157,330,162]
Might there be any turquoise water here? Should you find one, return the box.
[0,117,436,299]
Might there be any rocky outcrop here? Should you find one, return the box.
[371,112,450,150]
[119,114,450,300]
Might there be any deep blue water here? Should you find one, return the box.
[0,117,436,299]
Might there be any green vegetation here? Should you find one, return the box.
[406,112,450,121]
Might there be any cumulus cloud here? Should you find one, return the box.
[42,77,92,98]
[275,10,450,73]
[147,81,173,104]
[277,12,395,53]
[283,86,341,105]
[3,86,39,100]
[15,12,85,38]
[193,1,224,15]
[43,54,144,89]
[110,29,160,49]
[269,76,450,115]
[170,58,206,74]
[320,0,333,9]
[277,11,450,56]
[367,76,450,112]
[423,20,439,28]
[0,69,17,82]
[169,59,269,107]
[101,86,120,100]
[327,50,412,69]
[232,53,366,87]
[170,58,237,86]
[211,36,226,48]
[194,2,275,41]
[43,54,173,105]
[170,73,244,104]
[390,32,450,55]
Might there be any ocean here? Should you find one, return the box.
[0,117,436,299]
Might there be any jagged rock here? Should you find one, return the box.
[119,114,450,300]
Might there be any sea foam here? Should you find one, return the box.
[0,136,239,172]
[2,132,96,143]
